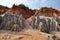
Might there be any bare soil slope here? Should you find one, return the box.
[0,29,54,40]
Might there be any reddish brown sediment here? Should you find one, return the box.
[35,7,60,17]
[0,4,60,19]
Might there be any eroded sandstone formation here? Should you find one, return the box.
[0,13,26,31]
[35,7,60,17]
[27,13,60,33]
[0,4,60,19]
[10,4,35,19]
[0,5,9,15]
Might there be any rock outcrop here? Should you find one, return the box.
[0,12,26,31]
[35,7,60,17]
[27,13,60,33]
[0,5,9,15]
[6,4,35,19]
[0,5,60,19]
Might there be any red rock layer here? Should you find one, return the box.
[0,5,9,15]
[9,4,35,19]
[0,4,60,19]
[35,7,60,17]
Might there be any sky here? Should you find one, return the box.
[0,0,60,10]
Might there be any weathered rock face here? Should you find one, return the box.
[0,4,60,33]
[0,16,2,25]
[27,13,60,33]
[0,13,26,31]
[35,7,60,17]
[8,4,35,19]
[0,4,35,19]
[0,5,60,19]
[0,5,9,15]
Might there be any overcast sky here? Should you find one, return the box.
[0,0,60,10]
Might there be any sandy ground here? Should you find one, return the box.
[0,29,59,40]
